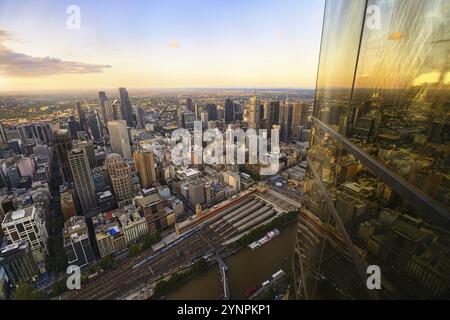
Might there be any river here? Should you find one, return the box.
[166,221,297,300]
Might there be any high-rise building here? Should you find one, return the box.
[53,130,73,181]
[291,103,304,140]
[0,123,8,143]
[135,107,145,130]
[98,91,114,127]
[63,216,95,268]
[133,150,157,189]
[292,0,450,300]
[105,153,134,207]
[68,148,97,216]
[188,179,206,206]
[87,111,102,142]
[181,112,196,130]
[111,99,123,121]
[207,104,218,121]
[248,96,260,130]
[75,140,96,169]
[76,101,87,132]
[60,189,77,221]
[119,87,133,127]
[186,98,194,112]
[107,120,131,159]
[1,206,48,269]
[224,98,234,124]
[280,102,293,142]
[0,240,40,287]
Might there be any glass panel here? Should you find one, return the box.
[349,0,450,212]
[314,0,366,127]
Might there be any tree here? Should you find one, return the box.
[99,255,115,270]
[15,283,46,300]
[128,244,141,257]
[142,231,161,250]
[52,278,68,296]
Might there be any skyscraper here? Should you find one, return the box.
[63,216,95,268]
[292,0,450,300]
[119,87,133,127]
[108,120,131,160]
[279,102,293,142]
[269,101,280,129]
[0,123,7,143]
[68,148,97,216]
[105,153,134,207]
[248,96,260,130]
[53,129,73,181]
[98,91,114,127]
[136,107,145,130]
[133,150,157,189]
[76,101,87,132]
[186,98,194,112]
[207,104,218,121]
[224,98,234,124]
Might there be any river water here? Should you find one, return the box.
[166,222,297,300]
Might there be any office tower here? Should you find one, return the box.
[34,122,53,145]
[63,216,95,268]
[0,123,7,143]
[293,0,450,300]
[107,120,131,159]
[269,101,280,128]
[280,102,293,142]
[188,179,206,206]
[87,111,102,142]
[111,99,123,121]
[17,124,36,145]
[105,153,134,207]
[186,98,194,112]
[68,148,97,216]
[98,91,114,127]
[53,129,73,181]
[207,103,218,121]
[136,107,145,130]
[61,189,77,221]
[182,112,196,130]
[224,98,234,124]
[76,101,87,132]
[119,87,133,127]
[133,150,157,189]
[75,141,96,169]
[0,240,40,287]
[292,103,302,140]
[1,206,49,268]
[248,96,260,130]
[200,112,209,127]
[7,139,21,154]
[68,116,79,140]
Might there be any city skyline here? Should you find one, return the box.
[0,0,324,91]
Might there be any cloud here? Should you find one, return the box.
[0,28,111,77]
[168,41,181,49]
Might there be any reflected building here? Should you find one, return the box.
[292,0,450,300]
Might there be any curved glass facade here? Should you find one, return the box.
[293,0,450,299]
